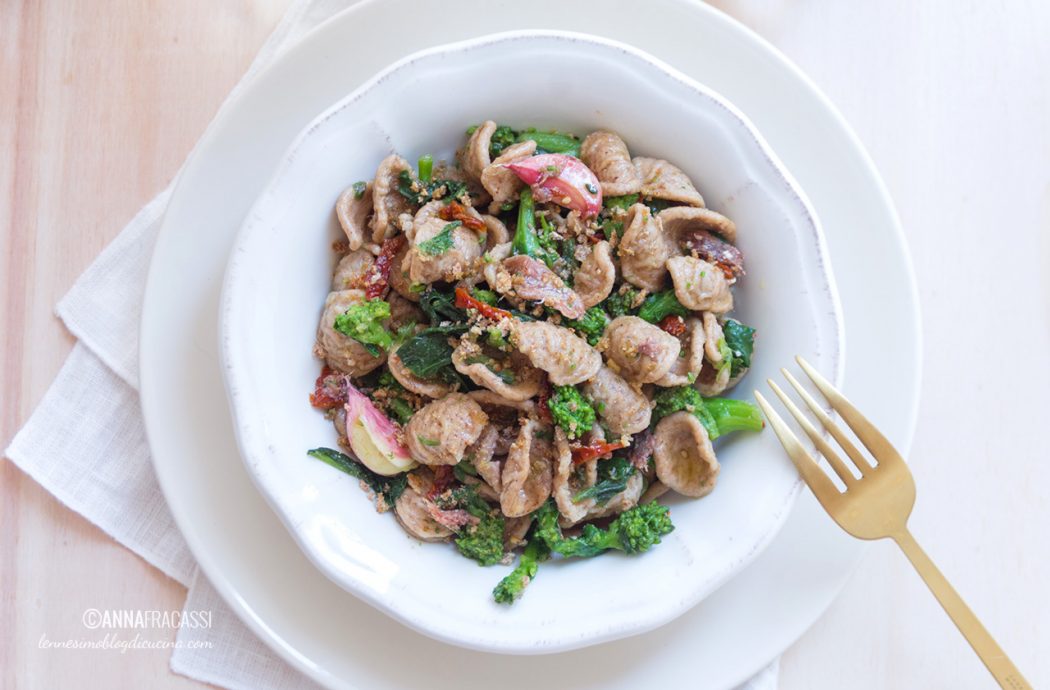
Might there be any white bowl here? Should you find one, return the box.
[220,30,842,654]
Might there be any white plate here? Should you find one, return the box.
[140,1,920,688]
[221,30,842,653]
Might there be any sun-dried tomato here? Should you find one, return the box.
[364,235,406,299]
[427,466,455,499]
[535,381,554,425]
[658,315,687,337]
[454,287,513,321]
[309,366,347,409]
[571,440,626,465]
[437,201,486,231]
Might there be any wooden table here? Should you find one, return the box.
[3,1,1048,687]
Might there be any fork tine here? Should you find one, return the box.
[782,369,873,476]
[753,390,842,503]
[768,379,858,486]
[796,356,904,464]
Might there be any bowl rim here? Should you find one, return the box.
[219,28,845,654]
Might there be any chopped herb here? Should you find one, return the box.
[351,181,367,199]
[418,221,461,256]
[417,435,440,447]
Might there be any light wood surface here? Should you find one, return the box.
[2,1,1047,688]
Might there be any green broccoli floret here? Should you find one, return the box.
[456,511,505,566]
[564,306,610,346]
[603,193,639,211]
[651,386,764,440]
[534,500,674,558]
[490,125,519,158]
[492,536,550,605]
[470,288,499,306]
[547,385,596,439]
[333,298,392,356]
[637,290,690,323]
[438,485,506,566]
[601,288,640,318]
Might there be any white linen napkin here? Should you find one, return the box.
[4,1,778,687]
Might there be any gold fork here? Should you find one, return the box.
[754,356,1031,690]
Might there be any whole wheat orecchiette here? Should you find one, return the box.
[307,121,762,605]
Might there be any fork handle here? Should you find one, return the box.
[893,529,1031,689]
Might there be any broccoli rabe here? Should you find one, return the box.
[492,536,550,605]
[333,298,392,356]
[722,319,756,376]
[374,371,414,424]
[547,385,596,439]
[703,397,765,437]
[564,306,609,346]
[396,169,468,205]
[601,288,640,318]
[637,290,690,324]
[489,125,518,158]
[512,187,542,259]
[651,386,764,440]
[516,128,581,156]
[573,455,636,504]
[418,221,460,256]
[307,448,407,508]
[603,193,639,211]
[438,485,506,566]
[470,288,499,306]
[534,500,674,558]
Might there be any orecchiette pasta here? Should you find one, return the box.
[307,121,761,604]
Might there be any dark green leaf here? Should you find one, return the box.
[418,221,461,256]
[722,319,756,376]
[573,455,636,504]
[418,288,465,326]
[396,332,456,380]
[307,447,407,505]
[637,290,690,323]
